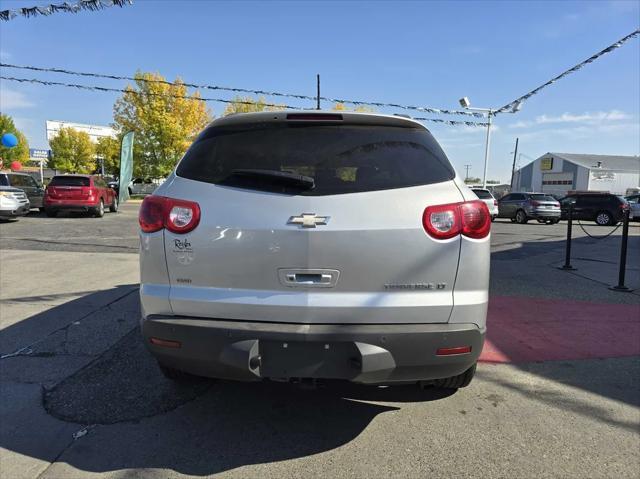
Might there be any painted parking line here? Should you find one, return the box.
[480,295,640,363]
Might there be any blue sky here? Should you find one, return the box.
[1,0,638,181]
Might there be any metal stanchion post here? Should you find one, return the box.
[610,208,633,292]
[559,202,576,270]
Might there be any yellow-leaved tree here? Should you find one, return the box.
[48,127,96,173]
[95,136,121,175]
[0,113,30,165]
[223,96,285,115]
[332,103,375,112]
[113,72,212,178]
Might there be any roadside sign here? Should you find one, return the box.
[29,149,51,161]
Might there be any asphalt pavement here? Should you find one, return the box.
[0,204,638,478]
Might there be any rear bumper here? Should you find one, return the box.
[44,198,99,211]
[527,209,561,218]
[142,316,485,384]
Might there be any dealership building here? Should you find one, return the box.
[512,152,640,196]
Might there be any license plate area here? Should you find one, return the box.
[259,340,359,379]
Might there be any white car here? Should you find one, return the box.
[471,188,499,221]
[0,186,30,220]
[625,194,640,220]
[129,178,164,196]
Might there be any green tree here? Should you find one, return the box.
[113,72,212,178]
[223,96,285,115]
[0,113,30,166]
[95,136,121,175]
[49,127,96,173]
[464,177,482,184]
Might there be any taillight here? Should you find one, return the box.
[531,200,540,206]
[423,200,490,240]
[139,196,200,234]
[493,199,498,206]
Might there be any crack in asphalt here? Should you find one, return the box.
[2,237,138,251]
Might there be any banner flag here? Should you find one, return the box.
[118,131,134,204]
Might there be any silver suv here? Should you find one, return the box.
[139,111,490,389]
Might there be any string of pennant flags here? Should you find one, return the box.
[0,0,131,21]
[0,75,490,127]
[0,28,636,128]
[494,29,640,115]
[0,63,484,118]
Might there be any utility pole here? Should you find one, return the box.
[316,74,321,110]
[510,137,519,190]
[464,164,472,181]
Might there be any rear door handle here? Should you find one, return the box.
[285,273,332,284]
[279,269,340,288]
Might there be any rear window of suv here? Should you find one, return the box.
[472,189,493,199]
[176,124,455,195]
[529,194,557,201]
[49,176,90,187]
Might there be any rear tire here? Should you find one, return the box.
[94,199,105,218]
[433,363,477,389]
[595,211,613,226]
[45,208,57,218]
[109,196,118,213]
[515,210,528,224]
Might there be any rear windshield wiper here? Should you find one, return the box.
[230,169,315,189]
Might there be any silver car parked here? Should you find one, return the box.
[497,192,561,224]
[139,111,491,389]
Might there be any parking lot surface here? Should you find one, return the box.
[1,203,639,478]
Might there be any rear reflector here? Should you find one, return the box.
[286,113,343,121]
[436,346,472,356]
[150,337,182,349]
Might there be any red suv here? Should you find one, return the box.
[44,175,118,217]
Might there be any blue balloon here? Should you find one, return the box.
[1,133,18,148]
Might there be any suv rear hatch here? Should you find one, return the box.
[160,113,465,324]
[47,176,91,200]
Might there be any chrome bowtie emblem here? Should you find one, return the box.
[287,213,330,228]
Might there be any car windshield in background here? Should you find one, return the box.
[176,124,454,195]
[530,194,557,201]
[472,189,493,199]
[49,176,90,187]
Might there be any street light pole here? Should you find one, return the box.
[458,97,522,190]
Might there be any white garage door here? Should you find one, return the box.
[541,173,573,194]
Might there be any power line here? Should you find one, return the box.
[0,75,301,110]
[0,0,131,22]
[0,62,485,118]
[495,29,640,115]
[0,75,489,127]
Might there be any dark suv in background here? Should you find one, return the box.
[560,193,629,226]
[0,172,45,210]
[497,192,561,224]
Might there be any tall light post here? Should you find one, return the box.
[458,97,522,188]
